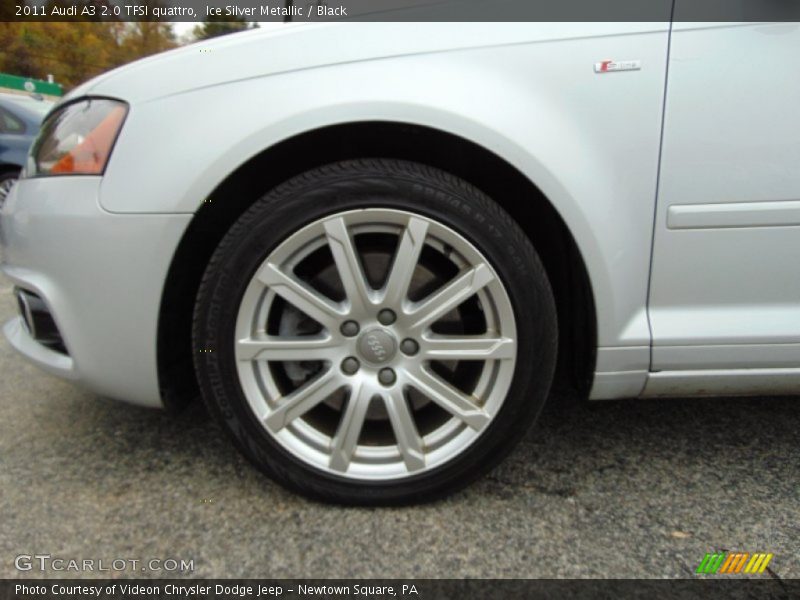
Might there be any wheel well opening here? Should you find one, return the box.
[157,122,596,411]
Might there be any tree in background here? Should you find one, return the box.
[125,22,176,55]
[0,21,176,90]
[193,14,258,41]
[120,1,177,57]
[0,0,178,90]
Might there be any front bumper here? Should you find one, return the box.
[0,177,192,408]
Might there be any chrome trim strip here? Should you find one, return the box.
[667,199,800,230]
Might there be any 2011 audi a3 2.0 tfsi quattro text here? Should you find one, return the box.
[2,22,798,504]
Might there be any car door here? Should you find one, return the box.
[647,20,800,394]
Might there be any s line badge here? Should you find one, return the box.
[594,59,642,73]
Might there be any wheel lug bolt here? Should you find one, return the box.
[340,320,359,337]
[378,368,396,386]
[400,338,419,356]
[377,309,396,326]
[341,357,360,375]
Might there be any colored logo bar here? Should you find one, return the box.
[696,552,774,574]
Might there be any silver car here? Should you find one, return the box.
[2,23,798,503]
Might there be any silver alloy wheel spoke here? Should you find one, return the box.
[421,336,516,361]
[257,262,343,330]
[384,389,425,472]
[264,369,341,432]
[382,216,429,306]
[329,382,373,472]
[236,335,340,361]
[324,216,374,314]
[404,367,491,430]
[406,263,495,332]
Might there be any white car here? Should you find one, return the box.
[2,23,798,503]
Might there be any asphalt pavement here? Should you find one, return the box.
[0,275,798,579]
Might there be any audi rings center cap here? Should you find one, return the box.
[357,328,398,364]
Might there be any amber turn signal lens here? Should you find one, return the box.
[28,98,128,177]
[50,106,127,175]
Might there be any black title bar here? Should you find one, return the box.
[5,0,800,23]
[2,579,800,600]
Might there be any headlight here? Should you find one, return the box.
[27,98,127,177]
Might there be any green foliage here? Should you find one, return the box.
[193,14,257,41]
[0,20,177,90]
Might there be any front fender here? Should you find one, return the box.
[99,29,668,363]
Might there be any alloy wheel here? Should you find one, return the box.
[234,208,518,480]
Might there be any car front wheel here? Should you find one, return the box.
[193,159,557,504]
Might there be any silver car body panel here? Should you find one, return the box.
[1,178,190,407]
[2,22,799,407]
[648,22,800,390]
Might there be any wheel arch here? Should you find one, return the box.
[157,122,597,410]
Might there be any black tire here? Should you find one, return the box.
[193,159,557,504]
